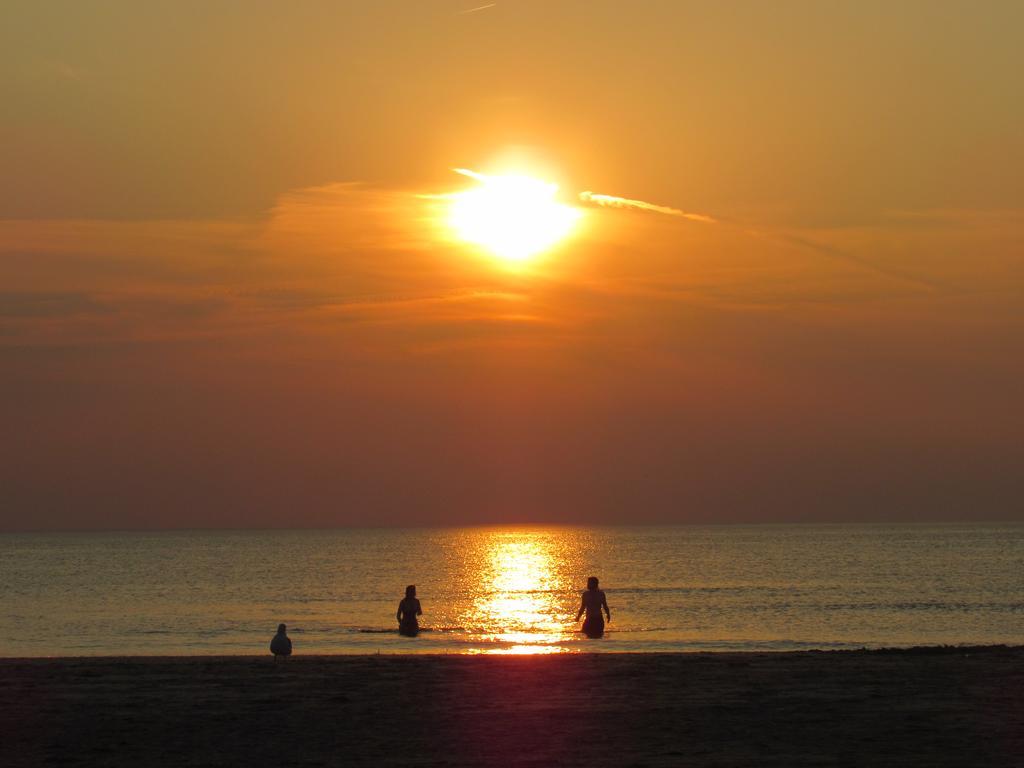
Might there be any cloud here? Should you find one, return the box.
[457,3,497,14]
[0,291,109,318]
[578,191,717,223]
[2,178,1019,358]
[759,230,945,293]
[574,188,951,292]
[0,181,553,351]
[3,185,1022,529]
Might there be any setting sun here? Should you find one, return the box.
[5,3,1024,765]
[446,168,582,263]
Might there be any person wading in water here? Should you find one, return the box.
[576,576,611,639]
[397,584,422,637]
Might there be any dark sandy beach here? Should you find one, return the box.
[2,647,1021,767]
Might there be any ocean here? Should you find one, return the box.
[2,524,1021,656]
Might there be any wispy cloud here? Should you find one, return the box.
[5,177,1016,355]
[578,188,941,290]
[453,168,486,181]
[0,291,109,318]
[762,231,944,292]
[579,191,716,223]
[457,3,497,14]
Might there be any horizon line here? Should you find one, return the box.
[2,519,1020,535]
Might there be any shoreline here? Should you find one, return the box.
[4,646,1021,766]
[2,642,1020,661]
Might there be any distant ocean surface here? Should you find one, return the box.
[2,525,1022,656]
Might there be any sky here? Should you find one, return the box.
[1,1,1022,530]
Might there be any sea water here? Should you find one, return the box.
[2,524,1021,656]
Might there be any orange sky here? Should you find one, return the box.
[1,2,1022,529]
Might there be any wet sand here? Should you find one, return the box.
[2,647,1021,767]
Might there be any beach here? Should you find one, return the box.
[3,647,1021,767]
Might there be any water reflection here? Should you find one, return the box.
[460,530,580,653]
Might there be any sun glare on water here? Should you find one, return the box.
[447,169,582,264]
[458,531,579,654]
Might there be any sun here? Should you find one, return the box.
[447,169,582,264]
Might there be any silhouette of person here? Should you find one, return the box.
[270,623,292,659]
[397,585,422,637]
[576,576,611,639]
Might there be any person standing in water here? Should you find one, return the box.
[397,585,422,637]
[576,576,611,638]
